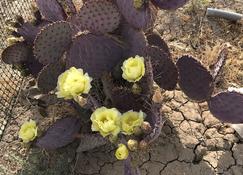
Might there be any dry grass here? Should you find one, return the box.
[156,0,243,88]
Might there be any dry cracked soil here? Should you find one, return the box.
[73,90,243,175]
[1,90,243,175]
[0,0,243,175]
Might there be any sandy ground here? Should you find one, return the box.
[0,0,243,175]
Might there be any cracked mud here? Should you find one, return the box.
[73,90,243,175]
[0,88,243,175]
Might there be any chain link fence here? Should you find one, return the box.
[0,0,33,139]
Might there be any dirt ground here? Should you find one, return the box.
[0,0,243,175]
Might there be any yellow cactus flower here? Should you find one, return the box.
[121,55,145,82]
[115,144,129,160]
[133,0,143,9]
[121,110,145,135]
[91,107,121,137]
[56,67,92,99]
[18,120,38,143]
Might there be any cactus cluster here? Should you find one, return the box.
[1,0,243,174]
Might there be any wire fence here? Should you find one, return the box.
[0,0,33,139]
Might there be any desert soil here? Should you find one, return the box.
[0,0,243,175]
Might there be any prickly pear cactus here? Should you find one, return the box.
[1,0,242,174]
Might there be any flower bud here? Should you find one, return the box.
[133,0,143,9]
[131,83,142,94]
[74,96,87,107]
[7,37,23,45]
[115,144,129,160]
[127,139,138,151]
[139,140,148,150]
[141,121,152,134]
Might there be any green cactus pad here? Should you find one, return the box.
[70,0,121,34]
[146,46,178,90]
[1,42,30,64]
[66,33,123,78]
[177,55,213,102]
[34,22,72,65]
[37,60,65,93]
